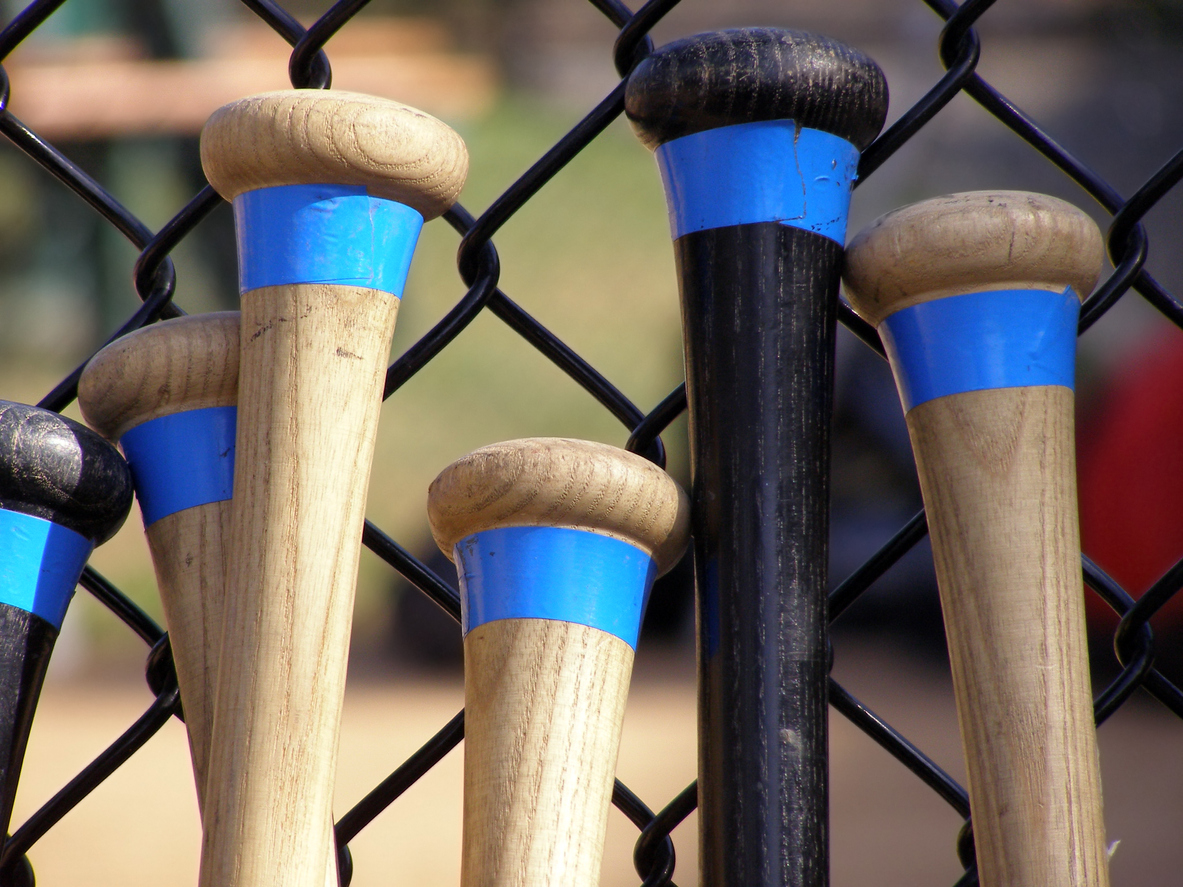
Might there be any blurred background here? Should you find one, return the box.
[2,0,1183,884]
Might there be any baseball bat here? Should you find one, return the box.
[78,312,238,813]
[625,28,888,886]
[80,313,337,887]
[0,401,133,843]
[197,90,467,887]
[427,437,690,887]
[842,190,1109,886]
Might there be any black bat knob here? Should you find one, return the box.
[0,401,134,545]
[625,28,888,151]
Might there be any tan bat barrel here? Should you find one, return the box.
[199,91,467,887]
[843,191,1109,887]
[428,438,691,887]
[79,312,239,812]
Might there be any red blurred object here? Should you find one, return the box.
[1079,332,1183,633]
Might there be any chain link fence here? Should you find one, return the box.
[0,0,1180,884]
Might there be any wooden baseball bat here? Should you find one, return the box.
[78,312,238,813]
[842,190,1109,886]
[0,401,133,842]
[198,91,467,887]
[625,28,887,887]
[79,313,338,887]
[427,438,690,887]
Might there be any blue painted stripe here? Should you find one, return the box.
[233,184,424,295]
[879,288,1080,412]
[654,120,859,243]
[120,406,236,526]
[0,510,92,628]
[454,526,658,649]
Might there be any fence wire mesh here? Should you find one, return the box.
[0,0,1180,885]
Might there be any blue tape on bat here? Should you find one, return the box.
[879,288,1080,413]
[233,184,424,295]
[0,509,92,629]
[454,525,658,649]
[654,120,859,243]
[120,406,236,526]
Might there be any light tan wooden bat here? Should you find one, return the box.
[79,313,337,887]
[79,312,239,813]
[843,190,1110,887]
[197,90,467,887]
[428,438,691,887]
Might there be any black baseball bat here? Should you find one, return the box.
[0,401,133,844]
[626,28,888,887]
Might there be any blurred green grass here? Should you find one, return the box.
[0,94,691,657]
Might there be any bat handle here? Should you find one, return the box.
[428,438,690,887]
[843,191,1110,887]
[0,402,133,841]
[79,312,240,810]
[626,28,888,887]
[198,90,468,887]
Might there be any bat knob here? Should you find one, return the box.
[0,402,133,546]
[427,437,691,579]
[79,312,240,441]
[199,89,468,219]
[79,313,240,530]
[843,190,1104,326]
[625,27,888,151]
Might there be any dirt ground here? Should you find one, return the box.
[10,643,1180,886]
